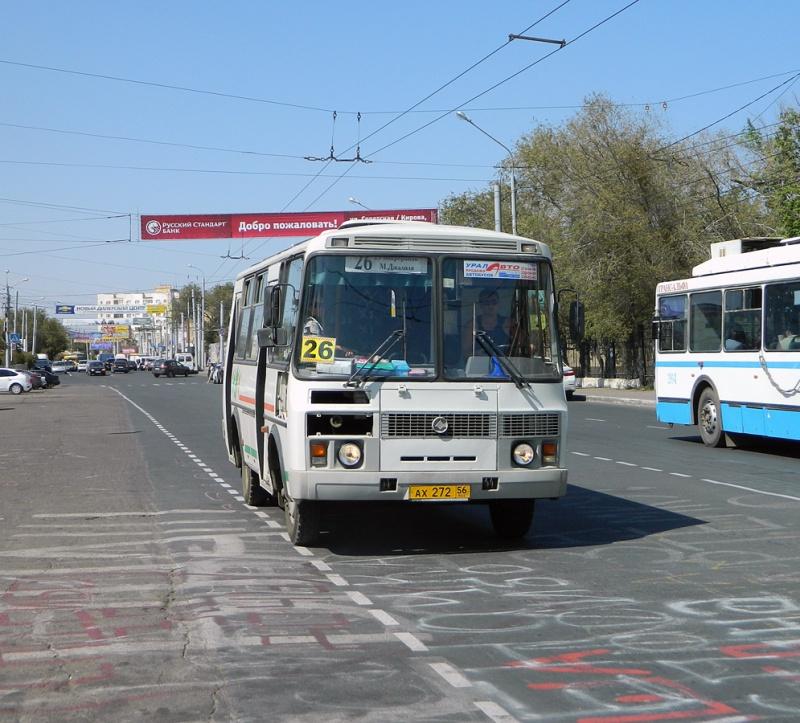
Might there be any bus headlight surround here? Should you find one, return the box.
[338,442,362,468]
[512,442,535,466]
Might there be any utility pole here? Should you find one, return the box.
[4,274,10,367]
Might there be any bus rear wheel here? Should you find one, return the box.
[490,500,535,539]
[697,388,725,447]
[284,490,320,546]
[240,439,269,506]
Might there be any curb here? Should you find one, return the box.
[578,393,656,407]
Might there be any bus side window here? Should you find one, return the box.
[235,280,253,359]
[689,291,722,352]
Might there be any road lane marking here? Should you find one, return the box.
[475,701,517,722]
[702,478,800,502]
[310,559,331,571]
[295,546,314,556]
[571,451,590,456]
[670,472,692,478]
[326,574,349,587]
[394,632,428,652]
[615,461,637,467]
[642,466,663,472]
[585,417,606,422]
[346,591,372,606]
[429,662,472,688]
[594,456,612,461]
[369,609,399,626]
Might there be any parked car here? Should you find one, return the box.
[153,359,190,378]
[50,361,70,374]
[86,360,106,376]
[20,369,44,390]
[32,358,52,373]
[36,368,61,388]
[0,368,33,394]
[127,360,137,371]
[112,359,130,373]
[563,364,576,400]
[77,360,88,372]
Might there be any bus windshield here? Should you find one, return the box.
[442,257,560,381]
[296,254,435,378]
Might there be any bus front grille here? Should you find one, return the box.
[500,413,560,437]
[381,413,497,438]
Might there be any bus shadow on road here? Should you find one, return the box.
[670,431,800,459]
[317,484,704,556]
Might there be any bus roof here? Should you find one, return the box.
[692,237,800,278]
[235,220,550,280]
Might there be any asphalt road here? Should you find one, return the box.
[2,372,800,721]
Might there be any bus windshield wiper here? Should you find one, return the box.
[474,331,529,389]
[345,329,405,388]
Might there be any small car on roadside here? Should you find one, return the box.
[0,368,33,394]
[50,360,70,374]
[86,360,106,376]
[153,359,191,378]
[563,364,577,400]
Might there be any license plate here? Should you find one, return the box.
[408,484,470,501]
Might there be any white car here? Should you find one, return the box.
[563,364,576,399]
[0,368,33,394]
[50,361,70,374]
[77,360,88,372]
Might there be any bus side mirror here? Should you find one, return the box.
[651,316,661,341]
[569,300,585,342]
[257,326,289,348]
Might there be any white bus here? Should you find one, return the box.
[223,220,570,545]
[653,236,800,446]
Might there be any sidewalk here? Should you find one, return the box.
[573,385,656,407]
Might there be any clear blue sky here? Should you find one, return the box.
[3,1,799,310]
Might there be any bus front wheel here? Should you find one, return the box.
[490,500,535,539]
[697,388,725,447]
[284,490,320,546]
[240,439,270,506]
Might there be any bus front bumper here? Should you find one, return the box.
[287,468,568,502]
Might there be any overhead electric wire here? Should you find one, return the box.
[0,58,335,113]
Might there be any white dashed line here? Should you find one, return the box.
[310,559,332,571]
[615,461,637,467]
[475,700,517,722]
[594,456,612,461]
[265,520,281,529]
[429,662,472,688]
[219,483,232,489]
[326,574,349,587]
[394,632,428,652]
[670,472,692,478]
[252,511,269,518]
[369,609,399,626]
[346,591,372,606]
[295,546,314,557]
[225,489,239,495]
[585,417,606,422]
[642,466,663,472]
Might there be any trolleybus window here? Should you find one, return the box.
[723,287,761,351]
[657,294,687,352]
[765,280,800,350]
[689,291,722,352]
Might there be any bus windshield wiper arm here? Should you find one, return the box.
[345,329,405,388]
[474,331,529,389]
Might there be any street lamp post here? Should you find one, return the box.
[456,111,517,236]
[4,272,29,366]
[187,265,206,370]
[347,196,371,211]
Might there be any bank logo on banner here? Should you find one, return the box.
[146,220,162,235]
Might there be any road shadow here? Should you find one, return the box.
[316,484,705,557]
[670,430,800,459]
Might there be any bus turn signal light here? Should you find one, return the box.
[542,441,557,465]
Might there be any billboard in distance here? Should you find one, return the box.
[140,209,439,241]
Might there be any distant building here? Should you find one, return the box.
[96,285,177,356]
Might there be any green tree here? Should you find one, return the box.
[742,107,800,236]
[442,95,767,375]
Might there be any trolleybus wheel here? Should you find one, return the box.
[284,490,320,546]
[240,439,269,506]
[697,388,725,447]
[489,500,535,539]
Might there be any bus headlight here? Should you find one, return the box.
[512,442,535,466]
[338,442,362,468]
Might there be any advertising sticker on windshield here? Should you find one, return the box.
[345,256,427,274]
[464,261,537,280]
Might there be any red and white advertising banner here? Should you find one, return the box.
[140,209,438,241]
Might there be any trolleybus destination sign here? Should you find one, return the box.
[140,209,438,241]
